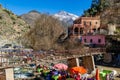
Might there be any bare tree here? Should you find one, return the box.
[23,14,65,50]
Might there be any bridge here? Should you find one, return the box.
[0,48,106,69]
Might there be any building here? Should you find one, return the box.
[70,16,100,37]
[81,35,105,47]
[67,16,107,73]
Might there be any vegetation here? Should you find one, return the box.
[23,14,65,50]
[83,0,120,26]
[3,9,14,15]
[83,0,109,17]
[0,5,30,46]
[23,14,84,50]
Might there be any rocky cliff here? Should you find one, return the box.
[100,0,120,26]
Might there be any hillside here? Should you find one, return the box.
[100,0,120,26]
[83,0,120,27]
[21,10,41,27]
[0,5,30,47]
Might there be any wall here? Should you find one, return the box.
[82,56,95,73]
[82,35,105,45]
[108,24,116,35]
[81,19,100,29]
[72,17,100,36]
[67,58,79,68]
[0,75,5,80]
[67,56,95,73]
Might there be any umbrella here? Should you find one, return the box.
[53,63,68,70]
[70,66,87,74]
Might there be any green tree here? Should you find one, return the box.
[83,0,109,16]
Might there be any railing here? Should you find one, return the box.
[55,48,106,54]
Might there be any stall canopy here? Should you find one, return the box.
[70,66,87,74]
[53,63,68,70]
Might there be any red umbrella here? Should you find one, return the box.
[70,66,87,74]
[53,63,68,70]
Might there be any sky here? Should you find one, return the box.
[0,0,92,16]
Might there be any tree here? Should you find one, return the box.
[83,0,110,16]
[23,14,65,50]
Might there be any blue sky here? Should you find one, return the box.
[0,0,92,16]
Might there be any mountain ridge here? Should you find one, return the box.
[21,10,41,27]
[21,10,79,27]
[53,11,79,26]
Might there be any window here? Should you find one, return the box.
[74,27,79,34]
[90,22,91,26]
[98,39,101,43]
[80,28,83,34]
[84,21,86,25]
[90,39,93,43]
[93,28,96,32]
[96,22,98,24]
[84,39,87,42]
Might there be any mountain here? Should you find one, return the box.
[53,11,79,26]
[21,10,41,27]
[21,10,79,27]
[0,5,30,46]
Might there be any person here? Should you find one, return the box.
[66,72,71,78]
[75,73,81,80]
[81,73,88,80]
[58,74,62,80]
[52,75,59,80]
[106,74,109,80]
[60,70,67,80]
[45,73,52,80]
[37,68,43,73]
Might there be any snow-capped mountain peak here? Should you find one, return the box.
[58,11,69,15]
[57,11,78,20]
[53,11,79,25]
